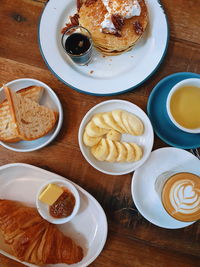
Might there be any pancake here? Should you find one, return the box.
[79,0,148,55]
[95,45,133,56]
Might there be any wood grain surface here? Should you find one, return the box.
[0,0,200,266]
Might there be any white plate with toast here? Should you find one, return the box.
[0,163,108,267]
[39,0,169,95]
[0,78,63,152]
[78,100,154,175]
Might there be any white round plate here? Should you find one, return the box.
[0,163,108,267]
[39,0,169,95]
[78,100,154,175]
[131,147,200,229]
[0,78,63,152]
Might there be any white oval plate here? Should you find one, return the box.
[0,163,108,267]
[0,78,63,152]
[78,100,154,175]
[131,147,200,229]
[39,0,169,95]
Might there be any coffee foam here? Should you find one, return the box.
[162,173,200,222]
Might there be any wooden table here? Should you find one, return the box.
[0,0,200,266]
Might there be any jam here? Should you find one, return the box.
[49,189,76,218]
[65,33,91,55]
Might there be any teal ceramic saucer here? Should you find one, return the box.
[147,72,200,149]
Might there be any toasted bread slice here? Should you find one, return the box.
[4,86,58,141]
[0,86,44,142]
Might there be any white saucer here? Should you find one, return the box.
[39,0,169,95]
[0,163,108,267]
[0,78,63,152]
[131,147,200,229]
[78,100,154,175]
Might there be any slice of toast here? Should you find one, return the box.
[4,86,58,141]
[0,86,44,142]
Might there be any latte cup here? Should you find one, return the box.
[155,172,200,222]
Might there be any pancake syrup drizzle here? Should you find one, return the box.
[65,33,91,55]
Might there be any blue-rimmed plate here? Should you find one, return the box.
[38,0,169,95]
[147,72,200,149]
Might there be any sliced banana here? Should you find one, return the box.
[83,131,101,147]
[83,109,144,163]
[92,113,111,129]
[105,139,118,162]
[130,143,143,161]
[114,141,127,162]
[111,110,127,132]
[121,111,144,136]
[106,129,121,141]
[91,138,109,161]
[85,120,108,137]
[127,112,144,136]
[121,111,133,135]
[123,142,135,162]
[102,112,125,133]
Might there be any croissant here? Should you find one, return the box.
[0,199,83,265]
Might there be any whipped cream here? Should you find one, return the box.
[170,179,200,215]
[101,0,141,32]
[101,13,116,33]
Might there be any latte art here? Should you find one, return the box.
[170,180,200,215]
[162,172,200,222]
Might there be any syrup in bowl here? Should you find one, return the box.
[61,26,93,65]
[65,33,91,55]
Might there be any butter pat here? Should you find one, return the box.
[39,184,63,205]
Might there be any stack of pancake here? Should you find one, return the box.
[78,0,148,56]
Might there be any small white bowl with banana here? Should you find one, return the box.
[78,100,154,175]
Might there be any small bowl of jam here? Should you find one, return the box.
[61,25,93,65]
[36,179,80,224]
